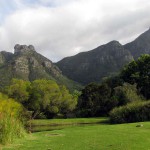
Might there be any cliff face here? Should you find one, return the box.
[0,44,81,91]
[57,41,133,84]
[0,51,13,65]
[57,29,150,85]
[11,44,61,80]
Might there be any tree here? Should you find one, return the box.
[59,85,77,117]
[5,79,31,104]
[120,54,150,99]
[77,83,116,117]
[28,79,61,118]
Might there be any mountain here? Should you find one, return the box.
[0,44,81,91]
[56,41,133,85]
[56,29,150,85]
[124,28,150,59]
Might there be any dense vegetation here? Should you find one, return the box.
[121,54,150,99]
[77,54,150,122]
[4,79,77,119]
[77,82,114,117]
[77,82,142,117]
[0,93,26,144]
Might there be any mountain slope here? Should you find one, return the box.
[56,28,150,85]
[124,28,150,59]
[0,44,81,91]
[57,41,133,85]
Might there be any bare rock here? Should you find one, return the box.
[28,45,35,51]
[14,44,35,54]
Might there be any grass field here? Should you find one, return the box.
[1,119,150,150]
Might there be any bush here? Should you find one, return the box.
[0,93,26,144]
[113,83,142,106]
[109,100,150,123]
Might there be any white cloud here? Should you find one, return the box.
[0,0,150,62]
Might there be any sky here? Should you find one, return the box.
[0,0,150,62]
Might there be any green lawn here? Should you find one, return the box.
[1,120,150,150]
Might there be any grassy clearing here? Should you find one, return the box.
[1,121,150,150]
[30,117,107,126]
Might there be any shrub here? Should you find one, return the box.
[113,83,142,106]
[0,93,26,144]
[109,100,150,123]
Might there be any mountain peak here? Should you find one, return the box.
[107,40,120,45]
[14,44,35,54]
[57,39,133,85]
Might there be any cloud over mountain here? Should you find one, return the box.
[0,0,150,61]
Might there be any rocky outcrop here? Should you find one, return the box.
[0,44,81,91]
[14,44,35,55]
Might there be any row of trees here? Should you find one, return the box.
[1,54,149,123]
[4,79,77,119]
[77,82,142,117]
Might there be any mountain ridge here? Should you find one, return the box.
[57,28,150,85]
[1,28,150,86]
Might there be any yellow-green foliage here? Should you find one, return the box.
[0,93,26,144]
[5,79,78,119]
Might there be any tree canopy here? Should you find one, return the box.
[5,79,77,118]
[120,54,150,99]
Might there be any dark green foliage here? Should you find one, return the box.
[110,100,150,123]
[102,75,123,89]
[77,81,142,117]
[120,54,150,99]
[77,83,116,117]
